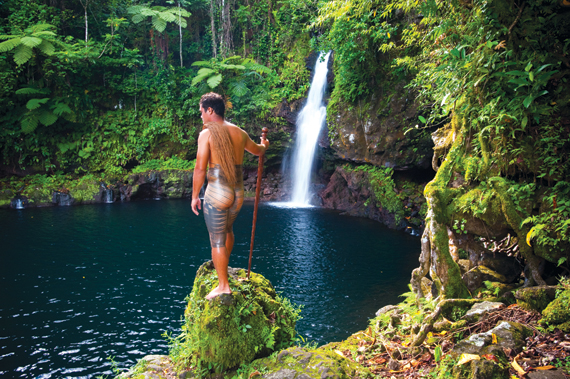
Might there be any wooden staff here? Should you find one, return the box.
[247,127,268,279]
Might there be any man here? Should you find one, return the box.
[191,92,269,300]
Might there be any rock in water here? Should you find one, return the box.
[171,261,301,372]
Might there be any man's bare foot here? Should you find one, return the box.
[205,286,231,300]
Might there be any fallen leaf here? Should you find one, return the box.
[534,366,555,371]
[457,354,480,365]
[249,370,261,378]
[492,333,497,344]
[512,358,526,376]
[482,354,498,363]
[335,350,345,358]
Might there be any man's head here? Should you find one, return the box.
[200,92,225,122]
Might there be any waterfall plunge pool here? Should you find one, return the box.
[0,200,419,378]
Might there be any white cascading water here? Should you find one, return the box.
[288,51,331,206]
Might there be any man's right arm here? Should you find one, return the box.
[244,130,269,156]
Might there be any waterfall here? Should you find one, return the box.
[104,189,114,203]
[288,51,331,206]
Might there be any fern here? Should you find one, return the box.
[14,44,34,64]
[52,103,72,116]
[20,36,42,48]
[0,37,21,52]
[38,110,58,126]
[207,74,222,88]
[26,98,49,111]
[21,114,39,134]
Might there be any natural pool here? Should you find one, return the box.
[0,200,420,378]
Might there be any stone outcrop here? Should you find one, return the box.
[326,83,433,170]
[170,261,300,372]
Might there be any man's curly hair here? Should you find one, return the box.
[200,92,225,119]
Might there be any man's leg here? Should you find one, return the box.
[207,246,231,299]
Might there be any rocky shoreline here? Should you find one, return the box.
[0,167,427,234]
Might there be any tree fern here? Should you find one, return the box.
[21,114,39,134]
[0,37,21,52]
[20,36,42,48]
[206,74,222,88]
[13,45,33,65]
[38,109,58,126]
[26,98,49,111]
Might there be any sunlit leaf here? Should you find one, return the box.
[207,74,222,88]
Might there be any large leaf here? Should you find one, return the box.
[21,114,39,134]
[52,102,72,116]
[207,73,223,88]
[127,5,144,14]
[20,36,42,48]
[244,62,272,74]
[159,11,176,23]
[221,64,245,70]
[38,109,58,126]
[191,60,212,67]
[28,23,55,33]
[0,37,21,52]
[191,69,215,86]
[13,44,33,65]
[230,80,249,97]
[16,87,46,95]
[141,8,158,16]
[26,98,49,110]
[37,40,55,55]
[152,15,167,32]
[131,14,145,24]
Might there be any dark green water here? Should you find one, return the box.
[0,200,420,378]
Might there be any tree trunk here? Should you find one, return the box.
[178,1,183,67]
[210,0,217,58]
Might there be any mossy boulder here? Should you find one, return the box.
[515,286,557,312]
[540,288,570,332]
[171,261,300,372]
[253,347,370,379]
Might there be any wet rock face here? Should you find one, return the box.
[326,83,433,170]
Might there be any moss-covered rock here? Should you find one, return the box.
[515,286,557,312]
[540,289,570,331]
[253,347,370,379]
[170,261,301,372]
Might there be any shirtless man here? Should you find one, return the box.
[191,92,269,300]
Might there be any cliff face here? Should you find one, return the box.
[326,82,434,170]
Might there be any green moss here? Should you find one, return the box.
[516,289,553,312]
[251,347,370,379]
[540,289,570,330]
[169,262,301,372]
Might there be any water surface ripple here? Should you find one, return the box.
[0,200,419,378]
